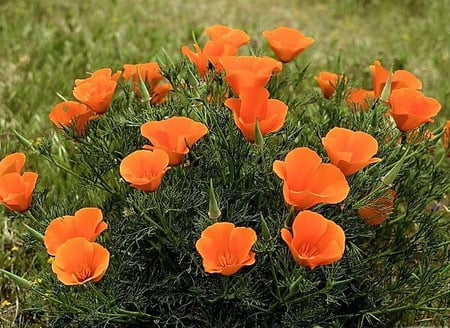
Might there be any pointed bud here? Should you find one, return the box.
[254,118,264,147]
[381,148,409,186]
[23,223,43,242]
[208,179,221,220]
[260,214,271,240]
[380,67,392,102]
[13,130,35,150]
[136,67,151,108]
[0,269,32,289]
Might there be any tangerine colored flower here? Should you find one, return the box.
[205,25,250,48]
[273,147,349,210]
[119,149,170,192]
[358,189,396,225]
[150,83,173,104]
[224,86,288,142]
[0,171,38,212]
[0,152,26,176]
[195,222,256,276]
[43,207,108,256]
[388,88,441,132]
[262,26,314,63]
[49,101,93,136]
[345,88,375,111]
[281,210,345,269]
[322,127,382,176]
[181,44,209,77]
[140,116,208,166]
[314,71,342,98]
[73,68,121,115]
[122,62,163,90]
[52,237,110,285]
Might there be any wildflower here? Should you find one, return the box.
[205,25,250,48]
[43,207,108,256]
[322,127,382,176]
[262,26,314,63]
[195,222,256,276]
[281,210,345,269]
[52,237,110,285]
[358,189,397,225]
[122,62,163,91]
[49,101,93,136]
[0,172,38,212]
[141,116,208,166]
[345,88,375,111]
[150,82,172,104]
[273,147,349,210]
[224,86,288,142]
[314,71,342,98]
[0,152,26,176]
[181,44,209,77]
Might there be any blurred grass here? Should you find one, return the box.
[0,0,449,326]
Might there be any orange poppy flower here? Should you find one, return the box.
[202,40,239,72]
[345,88,375,111]
[0,152,26,177]
[224,87,288,142]
[195,222,256,276]
[181,44,209,77]
[43,207,108,256]
[150,82,173,104]
[220,56,282,94]
[0,172,38,212]
[52,237,110,285]
[204,25,250,48]
[140,116,208,166]
[281,210,345,269]
[314,71,342,99]
[119,149,170,192]
[322,127,382,176]
[273,147,349,210]
[49,101,93,136]
[358,189,397,225]
[73,68,121,115]
[122,62,163,90]
[262,26,314,63]
[388,88,441,132]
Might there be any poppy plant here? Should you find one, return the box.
[204,25,250,48]
[195,222,256,276]
[122,62,164,91]
[358,189,397,225]
[49,101,94,136]
[224,86,288,142]
[273,147,349,210]
[281,210,345,269]
[388,88,441,132]
[322,127,382,176]
[150,82,173,104]
[43,207,108,256]
[181,44,209,77]
[314,71,342,99]
[52,237,110,285]
[345,88,375,111]
[0,171,38,212]
[140,116,208,166]
[262,26,314,63]
[0,152,26,177]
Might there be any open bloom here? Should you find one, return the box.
[345,88,375,111]
[224,87,288,142]
[314,71,342,98]
[205,25,250,48]
[281,210,345,269]
[388,88,441,132]
[195,222,256,276]
[262,26,314,63]
[322,127,382,176]
[0,172,38,212]
[141,116,208,166]
[273,147,349,210]
[0,152,26,176]
[52,237,110,285]
[358,189,397,225]
[73,68,121,115]
[181,44,209,77]
[49,101,93,136]
[43,207,108,256]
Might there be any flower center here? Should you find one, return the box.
[217,252,239,267]
[73,265,92,282]
[298,243,319,258]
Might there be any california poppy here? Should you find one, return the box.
[195,222,256,276]
[314,71,342,99]
[281,210,345,269]
[43,207,108,256]
[358,189,396,225]
[52,237,110,285]
[205,25,250,48]
[224,86,288,142]
[49,101,93,136]
[273,147,349,210]
[262,26,314,63]
[140,116,208,166]
[122,62,163,91]
[0,172,38,212]
[0,152,26,177]
[322,127,382,176]
[388,88,441,132]
[181,44,209,77]
[345,88,375,111]
[150,83,173,104]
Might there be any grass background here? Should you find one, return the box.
[0,0,449,326]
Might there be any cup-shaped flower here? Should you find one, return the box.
[345,88,375,111]
[322,127,382,176]
[49,101,93,136]
[140,116,208,166]
[262,26,314,63]
[122,62,163,91]
[119,149,170,192]
[224,87,288,142]
[388,88,441,132]
[182,44,209,77]
[281,210,345,269]
[52,237,110,285]
[150,83,173,104]
[43,207,108,256]
[0,172,38,212]
[273,147,349,210]
[195,222,256,276]
[358,189,396,225]
[314,71,342,99]
[0,152,26,176]
[205,25,250,48]
[73,68,121,115]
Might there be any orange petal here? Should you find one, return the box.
[0,152,26,176]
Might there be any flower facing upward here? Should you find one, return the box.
[314,71,342,99]
[43,207,108,256]
[195,222,256,276]
[49,101,94,136]
[224,87,288,142]
[204,25,250,48]
[0,152,26,176]
[140,116,208,166]
[262,26,314,63]
[119,149,170,192]
[281,210,345,269]
[388,88,441,132]
[0,172,38,212]
[322,127,382,176]
[52,237,110,285]
[273,147,349,210]
[358,189,397,225]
